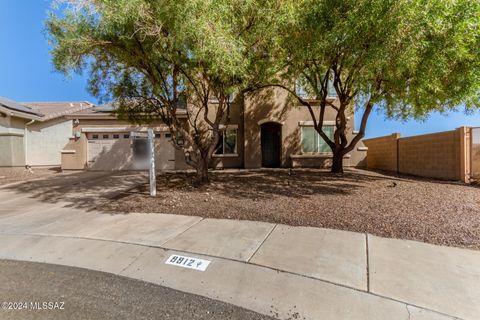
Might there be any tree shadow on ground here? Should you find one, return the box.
[1,167,471,212]
[2,171,148,211]
[114,168,400,202]
[361,168,477,188]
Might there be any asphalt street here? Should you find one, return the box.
[0,260,276,320]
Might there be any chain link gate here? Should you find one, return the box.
[471,127,480,180]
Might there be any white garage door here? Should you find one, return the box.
[87,132,130,167]
[87,131,175,171]
[154,132,175,171]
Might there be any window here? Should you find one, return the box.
[123,134,130,139]
[301,126,334,153]
[295,80,309,98]
[215,128,237,155]
[327,79,337,97]
[295,78,337,98]
[92,134,99,139]
[176,93,187,109]
[103,134,109,139]
[165,133,172,139]
[113,134,120,139]
[155,133,161,139]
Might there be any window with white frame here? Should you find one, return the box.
[301,125,334,153]
[295,78,337,98]
[295,79,309,98]
[327,79,337,97]
[215,127,237,155]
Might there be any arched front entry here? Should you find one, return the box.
[261,122,281,167]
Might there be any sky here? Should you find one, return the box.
[0,0,479,138]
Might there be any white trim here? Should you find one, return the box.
[290,153,351,159]
[299,124,335,154]
[0,132,24,137]
[257,119,284,126]
[357,146,368,151]
[219,124,238,129]
[82,127,130,133]
[215,127,238,156]
[293,96,338,103]
[81,127,170,133]
[352,130,359,134]
[298,120,335,126]
[0,106,42,121]
[291,153,333,158]
[24,119,35,166]
[212,153,239,158]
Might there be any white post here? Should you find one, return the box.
[147,129,157,197]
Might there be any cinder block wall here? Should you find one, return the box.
[364,128,471,182]
[398,130,460,180]
[363,133,399,171]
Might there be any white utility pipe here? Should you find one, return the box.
[24,119,35,167]
[147,129,157,197]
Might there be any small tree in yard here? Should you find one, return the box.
[47,0,278,184]
[271,0,480,173]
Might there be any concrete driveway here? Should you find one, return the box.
[0,170,148,212]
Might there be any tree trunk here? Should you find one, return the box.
[331,150,344,174]
[195,157,210,185]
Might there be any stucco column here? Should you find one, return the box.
[458,126,470,183]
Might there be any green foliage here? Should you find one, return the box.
[279,0,480,119]
[47,0,279,105]
[47,0,281,182]
[47,0,480,176]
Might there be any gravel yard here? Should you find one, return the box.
[103,169,480,250]
[0,167,64,186]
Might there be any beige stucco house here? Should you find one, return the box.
[61,88,367,171]
[0,97,94,167]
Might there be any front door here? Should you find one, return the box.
[261,123,281,167]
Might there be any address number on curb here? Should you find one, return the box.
[165,254,211,272]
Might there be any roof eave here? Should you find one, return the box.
[0,106,43,121]
[66,112,187,120]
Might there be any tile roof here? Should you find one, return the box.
[0,97,96,121]
[0,96,42,117]
[66,104,116,117]
[22,101,95,121]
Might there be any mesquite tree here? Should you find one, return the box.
[274,0,480,173]
[47,0,278,184]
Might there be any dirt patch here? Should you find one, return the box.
[102,169,480,250]
[0,167,63,186]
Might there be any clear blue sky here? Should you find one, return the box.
[1,0,479,138]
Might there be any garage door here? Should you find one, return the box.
[87,132,131,170]
[87,131,175,171]
[154,132,175,170]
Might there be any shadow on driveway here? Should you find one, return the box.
[1,171,148,211]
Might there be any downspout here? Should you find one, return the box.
[24,119,35,167]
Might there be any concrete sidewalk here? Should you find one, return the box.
[0,195,479,319]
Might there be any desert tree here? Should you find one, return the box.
[270,0,480,173]
[47,0,279,184]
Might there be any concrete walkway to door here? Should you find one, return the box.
[0,173,479,320]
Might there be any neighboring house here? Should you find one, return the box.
[0,97,94,167]
[61,88,367,171]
